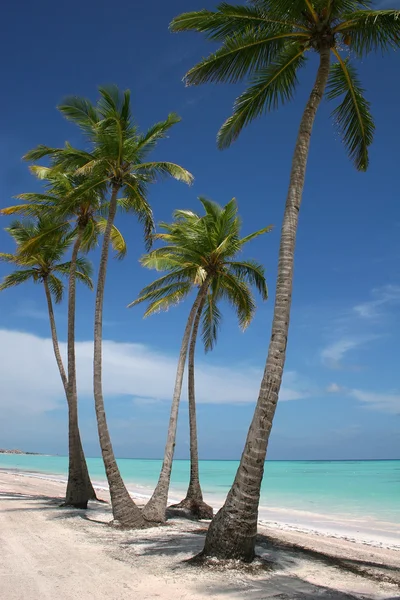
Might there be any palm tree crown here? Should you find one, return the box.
[23,85,193,246]
[1,167,127,259]
[130,197,270,348]
[0,217,92,301]
[171,1,400,168]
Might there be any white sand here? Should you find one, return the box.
[0,472,399,600]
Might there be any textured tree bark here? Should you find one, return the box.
[93,185,146,528]
[172,297,213,520]
[142,282,209,523]
[65,229,97,508]
[44,277,94,508]
[43,277,68,394]
[200,48,331,562]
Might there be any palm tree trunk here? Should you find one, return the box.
[200,47,331,562]
[43,277,68,394]
[44,276,93,506]
[93,184,146,528]
[65,228,97,508]
[142,281,209,523]
[174,296,213,520]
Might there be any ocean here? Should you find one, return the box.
[1,455,399,544]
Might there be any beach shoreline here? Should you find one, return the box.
[1,466,399,552]
[0,471,399,600]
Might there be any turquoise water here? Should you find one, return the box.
[1,455,399,526]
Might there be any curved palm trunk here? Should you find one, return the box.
[93,185,146,528]
[43,277,68,393]
[200,48,331,562]
[174,297,213,520]
[142,282,209,523]
[65,229,97,508]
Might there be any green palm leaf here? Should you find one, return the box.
[226,260,268,300]
[202,292,223,352]
[135,113,182,155]
[184,29,307,86]
[131,197,269,346]
[170,3,305,40]
[336,9,400,54]
[55,257,93,289]
[131,161,194,185]
[0,269,37,291]
[58,96,100,135]
[97,219,128,259]
[217,44,306,148]
[47,274,64,304]
[218,272,256,330]
[327,54,374,171]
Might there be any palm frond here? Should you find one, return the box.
[97,218,128,259]
[58,96,99,134]
[47,274,64,304]
[97,85,131,123]
[142,284,193,317]
[170,3,306,41]
[131,281,192,315]
[23,145,61,162]
[135,113,182,155]
[0,269,38,291]
[74,269,94,289]
[217,44,306,148]
[184,29,307,86]
[123,177,156,249]
[0,253,19,264]
[128,268,195,308]
[15,220,72,258]
[327,53,375,171]
[240,224,273,245]
[140,252,189,272]
[202,293,222,352]
[226,260,268,300]
[55,255,93,279]
[336,9,400,54]
[218,272,256,330]
[29,165,53,180]
[131,161,194,185]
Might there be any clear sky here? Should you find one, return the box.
[0,0,399,460]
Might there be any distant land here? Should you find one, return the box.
[0,449,41,455]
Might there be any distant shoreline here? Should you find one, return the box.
[0,449,42,455]
[1,451,398,461]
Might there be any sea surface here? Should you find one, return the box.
[1,455,399,541]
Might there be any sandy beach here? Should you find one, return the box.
[0,471,399,600]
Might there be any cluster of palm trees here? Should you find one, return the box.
[1,0,399,563]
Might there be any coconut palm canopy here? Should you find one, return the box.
[130,197,271,350]
[171,1,400,168]
[20,85,193,248]
[1,168,128,259]
[0,217,92,302]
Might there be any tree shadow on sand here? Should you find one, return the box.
[194,575,400,600]
[0,491,107,523]
[2,492,399,600]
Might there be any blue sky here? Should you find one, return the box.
[0,0,399,460]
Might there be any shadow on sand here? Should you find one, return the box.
[1,491,399,600]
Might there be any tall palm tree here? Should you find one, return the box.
[26,85,193,527]
[0,218,93,480]
[130,198,270,523]
[1,168,127,508]
[171,1,400,560]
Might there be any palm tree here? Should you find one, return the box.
[25,85,193,527]
[130,198,270,523]
[171,1,400,560]
[0,218,93,485]
[1,168,127,508]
